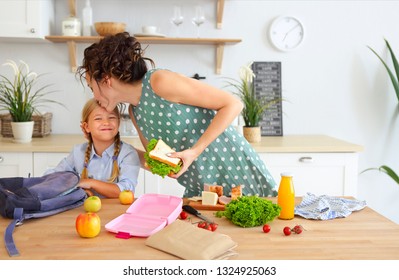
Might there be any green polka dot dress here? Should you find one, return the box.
[132,69,278,197]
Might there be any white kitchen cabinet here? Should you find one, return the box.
[32,152,146,197]
[0,152,32,177]
[143,151,359,198]
[0,0,54,39]
[259,152,359,196]
[33,152,69,176]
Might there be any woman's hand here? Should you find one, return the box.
[167,148,200,179]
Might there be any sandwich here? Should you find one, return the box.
[144,138,182,178]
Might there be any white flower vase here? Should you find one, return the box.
[11,121,34,143]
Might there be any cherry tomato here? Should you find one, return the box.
[283,226,292,236]
[293,225,303,234]
[210,223,218,231]
[204,224,212,231]
[262,224,271,233]
[180,211,188,220]
[198,221,207,228]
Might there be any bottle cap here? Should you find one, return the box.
[280,172,294,177]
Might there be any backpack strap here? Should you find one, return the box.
[4,207,24,257]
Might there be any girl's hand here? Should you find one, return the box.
[78,178,92,189]
[167,148,199,179]
[78,179,94,196]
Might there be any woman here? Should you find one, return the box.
[77,32,277,198]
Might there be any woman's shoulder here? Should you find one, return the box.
[146,68,172,80]
[148,69,180,92]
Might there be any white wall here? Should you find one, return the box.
[1,0,399,223]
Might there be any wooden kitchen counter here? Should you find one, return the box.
[1,197,398,260]
[0,134,363,153]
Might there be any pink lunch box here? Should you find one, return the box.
[105,193,183,238]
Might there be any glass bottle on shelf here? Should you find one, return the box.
[82,0,93,36]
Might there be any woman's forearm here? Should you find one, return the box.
[191,98,243,156]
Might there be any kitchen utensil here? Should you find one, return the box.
[62,16,81,36]
[142,25,157,34]
[191,5,205,38]
[170,6,184,37]
[188,200,225,211]
[94,22,126,36]
[182,205,213,223]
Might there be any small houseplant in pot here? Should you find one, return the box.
[0,60,62,143]
[224,62,280,142]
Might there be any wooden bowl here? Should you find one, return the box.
[94,22,126,36]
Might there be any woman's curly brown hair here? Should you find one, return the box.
[77,32,155,84]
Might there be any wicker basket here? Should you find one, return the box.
[0,113,52,138]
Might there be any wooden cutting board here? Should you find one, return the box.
[188,200,225,211]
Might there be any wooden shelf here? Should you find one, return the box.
[68,0,226,29]
[45,35,242,74]
[216,0,225,28]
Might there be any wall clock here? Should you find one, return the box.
[269,16,305,52]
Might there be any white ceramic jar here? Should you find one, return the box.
[62,16,81,36]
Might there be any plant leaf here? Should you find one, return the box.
[385,39,399,91]
[377,165,399,184]
[361,165,399,185]
[368,44,399,102]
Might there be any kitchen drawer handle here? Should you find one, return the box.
[0,156,3,163]
[299,156,313,163]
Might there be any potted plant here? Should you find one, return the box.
[363,39,399,184]
[0,59,62,143]
[224,62,280,142]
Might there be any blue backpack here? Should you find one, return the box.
[0,171,87,257]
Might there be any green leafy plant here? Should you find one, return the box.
[215,196,281,227]
[0,59,63,122]
[368,39,399,102]
[224,62,280,127]
[364,39,399,184]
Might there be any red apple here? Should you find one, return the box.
[119,190,134,205]
[75,212,101,238]
[84,195,101,212]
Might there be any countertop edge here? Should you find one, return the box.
[0,134,364,153]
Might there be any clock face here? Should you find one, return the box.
[269,16,304,52]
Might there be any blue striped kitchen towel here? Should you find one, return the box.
[294,192,367,220]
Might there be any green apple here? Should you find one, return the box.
[84,196,102,212]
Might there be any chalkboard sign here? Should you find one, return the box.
[252,61,283,136]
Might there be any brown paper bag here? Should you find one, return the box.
[145,219,238,260]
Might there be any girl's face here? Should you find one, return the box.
[86,75,119,113]
[83,106,120,142]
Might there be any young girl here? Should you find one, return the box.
[77,32,277,198]
[45,98,140,198]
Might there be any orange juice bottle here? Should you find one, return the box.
[277,172,295,220]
